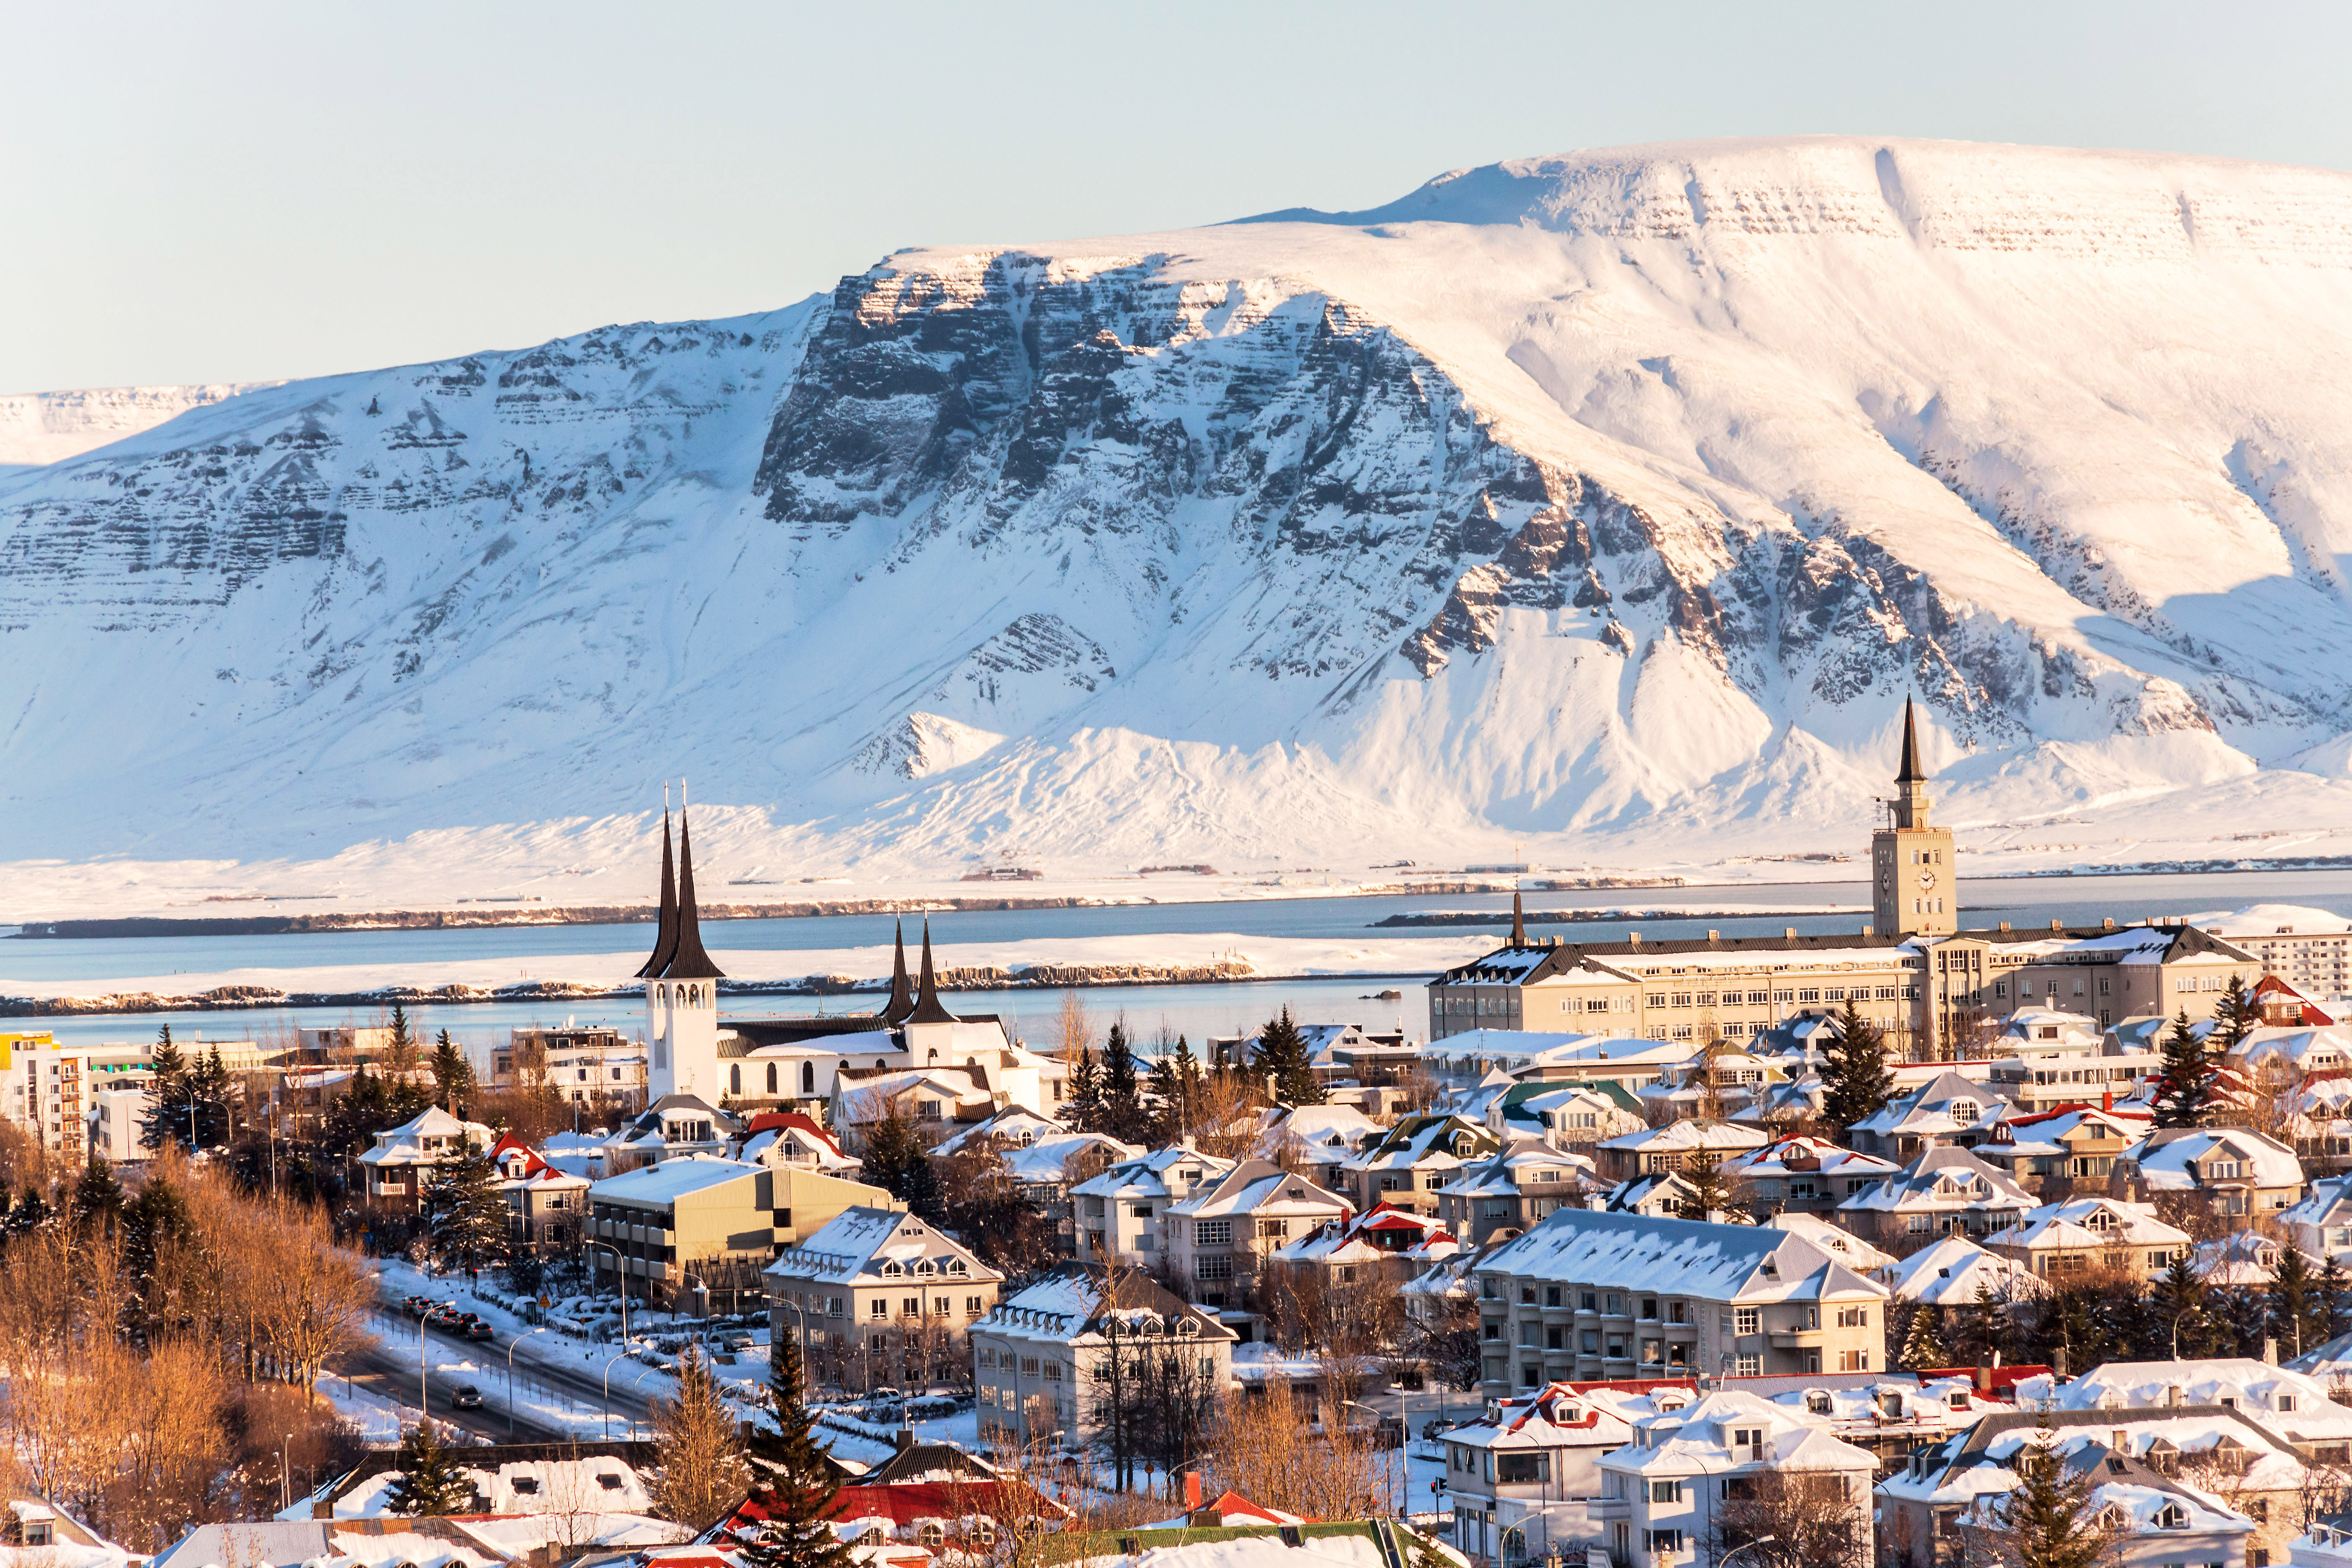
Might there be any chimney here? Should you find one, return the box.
[1186,1470,1203,1511]
[2102,918,2115,931]
[2052,1346,2068,1380]
[2265,1337,2279,1367]
[1785,928,1798,939]
[1999,922,2011,933]
[2051,920,2063,932]
[1975,1357,1991,1393]
[1707,931,1719,942]
[1629,932,1641,947]
[896,1427,917,1453]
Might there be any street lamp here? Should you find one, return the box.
[281,1432,294,1512]
[507,1326,550,1436]
[622,1362,662,1439]
[1718,1536,1782,1568]
[583,1240,631,1346]
[600,1351,630,1441]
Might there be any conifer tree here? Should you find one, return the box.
[2211,974,2260,1054]
[139,1024,191,1152]
[2150,1252,2215,1358]
[1676,1152,1746,1222]
[1255,1007,1323,1106]
[430,1029,477,1113]
[426,1145,511,1280]
[2271,1244,2322,1358]
[857,1104,943,1221]
[70,1154,124,1235]
[650,1346,750,1529]
[2152,1011,2213,1129]
[1065,1045,1103,1131]
[1955,1278,2005,1365]
[1818,995,1896,1128]
[385,1421,469,1516]
[1896,1302,1950,1371]
[2322,1252,2351,1344]
[189,1044,235,1148]
[1991,1427,2107,1568]
[740,1331,855,1568]
[1100,1021,1146,1141]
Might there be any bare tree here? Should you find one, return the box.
[1709,1471,1873,1568]
[1213,1380,1384,1520]
[649,1347,750,1530]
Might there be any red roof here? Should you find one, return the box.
[745,1111,846,1155]
[1916,1363,2054,1399]
[488,1133,552,1178]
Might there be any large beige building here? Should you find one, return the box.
[585,1156,895,1311]
[1428,701,2264,1059]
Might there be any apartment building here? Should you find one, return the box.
[2197,905,2352,996]
[495,1026,647,1104]
[2116,1127,2306,1217]
[1715,1136,1901,1217]
[1979,1196,2192,1281]
[971,1264,1235,1452]
[590,1157,896,1310]
[1471,1210,1890,1391]
[1594,1121,1768,1184]
[1341,1114,1500,1218]
[1972,1104,2151,1194]
[488,1135,591,1248]
[0,1033,91,1155]
[763,1206,1004,1388]
[1163,1161,1351,1313]
[1435,1141,1594,1246]
[1068,1145,1235,1264]
[1602,1388,1877,1568]
[1837,1146,2036,1247]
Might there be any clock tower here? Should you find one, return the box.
[1872,699,1955,937]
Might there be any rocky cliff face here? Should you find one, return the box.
[8,136,2352,878]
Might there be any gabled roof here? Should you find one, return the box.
[980,1262,1236,1346]
[1169,1159,1350,1219]
[1480,1209,1888,1303]
[765,1205,1000,1285]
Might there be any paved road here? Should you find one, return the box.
[340,1313,668,1443]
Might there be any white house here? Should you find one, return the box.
[1599,1388,1877,1568]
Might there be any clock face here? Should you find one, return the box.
[1916,869,1936,890]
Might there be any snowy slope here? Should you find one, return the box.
[11,135,2352,897]
[0,382,283,468]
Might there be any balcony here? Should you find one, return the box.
[1769,1326,1827,1348]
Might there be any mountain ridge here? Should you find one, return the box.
[8,135,2352,894]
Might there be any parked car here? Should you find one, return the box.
[723,1334,755,1351]
[1422,1417,1458,1441]
[451,1384,483,1411]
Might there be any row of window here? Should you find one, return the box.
[1647,985,1901,1008]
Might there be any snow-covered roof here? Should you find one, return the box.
[1598,1387,1877,1477]
[975,1263,1233,1348]
[1838,1146,2034,1216]
[1880,1235,2027,1305]
[2125,1126,2304,1190]
[1981,1197,2191,1253]
[1721,1135,1900,1182]
[589,1154,762,1205]
[1168,1161,1350,1221]
[1480,1209,1888,1304]
[1069,1142,1234,1202]
[1598,1119,1769,1154]
[2192,904,2352,938]
[1271,1201,1459,1265]
[766,1205,1000,1285]
[2028,1358,2352,1434]
[1760,1212,1894,1270]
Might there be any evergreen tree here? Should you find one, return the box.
[430,1029,477,1113]
[1676,1152,1746,1222]
[123,1171,191,1288]
[384,1421,469,1516]
[649,1346,750,1529]
[1254,1007,1323,1106]
[1955,1279,2005,1366]
[857,1105,941,1220]
[139,1024,191,1152]
[1147,1050,1180,1140]
[2152,1011,2214,1129]
[2150,1253,2215,1359]
[1992,1427,2108,1568]
[2271,1244,2324,1359]
[1896,1302,1950,1371]
[70,1155,124,1235]
[1818,995,1897,1128]
[2322,1252,2351,1343]
[425,1145,511,1279]
[389,1001,415,1062]
[189,1044,235,1148]
[1064,1045,1103,1131]
[8,1186,51,1234]
[739,1331,855,1568]
[2210,974,2260,1054]
[1099,1021,1146,1141]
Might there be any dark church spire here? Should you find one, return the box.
[636,795,678,979]
[657,783,725,981]
[879,919,916,1024]
[1896,697,1927,785]
[907,918,958,1025]
[1510,890,1527,946]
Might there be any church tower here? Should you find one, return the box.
[1872,700,1956,937]
[642,787,725,1101]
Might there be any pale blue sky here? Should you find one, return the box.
[4,0,2346,390]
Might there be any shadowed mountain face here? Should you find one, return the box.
[8,137,2352,875]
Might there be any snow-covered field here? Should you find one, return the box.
[11,136,2352,903]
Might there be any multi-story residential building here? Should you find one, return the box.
[601,1093,742,1168]
[1269,1202,1459,1286]
[1880,1405,2276,1568]
[588,1153,893,1310]
[1972,1103,2151,1194]
[487,1134,591,1248]
[495,1025,647,1104]
[971,1263,1236,1452]
[1715,1136,1901,1217]
[1441,1381,1644,1565]
[1493,1081,1646,1148]
[2116,1126,2306,1217]
[1251,1104,1384,1191]
[1434,1141,1594,1246]
[1635,1050,1794,1121]
[1835,1145,2036,1248]
[1594,1120,1769,1184]
[0,1032,94,1155]
[1978,1196,2192,1281]
[988,1132,1137,1254]
[736,1109,865,1176]
[1845,1070,2010,1160]
[88,1086,151,1163]
[2283,1173,2352,1262]
[1423,1031,1695,1094]
[1163,1161,1352,1313]
[2196,905,2352,996]
[2028,1356,2352,1444]
[763,1206,1004,1392]
[1341,1114,1500,1218]
[1602,1387,1878,1568]
[1881,1235,2028,1306]
[297,1025,395,1060]
[356,1106,494,1212]
[1471,1210,1890,1390]
[1068,1145,1237,1264]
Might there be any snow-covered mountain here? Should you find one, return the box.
[0,382,283,472]
[12,135,2352,893]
